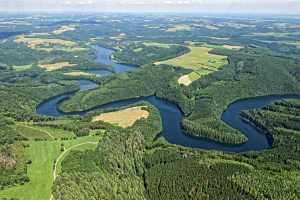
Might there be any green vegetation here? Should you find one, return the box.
[158,46,228,85]
[12,64,33,71]
[1,14,300,200]
[61,45,300,144]
[59,65,185,112]
[0,137,99,200]
[166,24,192,32]
[52,104,162,200]
[145,149,255,200]
[113,43,189,66]
[157,46,227,70]
[0,144,28,189]
[52,99,300,200]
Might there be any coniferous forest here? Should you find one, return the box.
[0,11,300,200]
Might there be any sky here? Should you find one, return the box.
[0,0,299,14]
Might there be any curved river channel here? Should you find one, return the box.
[37,46,300,152]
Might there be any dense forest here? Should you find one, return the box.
[113,43,189,66]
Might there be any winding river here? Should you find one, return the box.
[37,46,300,152]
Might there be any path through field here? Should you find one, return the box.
[50,142,98,200]
[22,124,55,139]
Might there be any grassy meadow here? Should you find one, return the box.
[157,46,228,85]
[39,62,77,71]
[12,64,33,71]
[0,136,99,200]
[64,71,95,77]
[14,36,77,49]
[52,25,76,35]
[166,24,192,32]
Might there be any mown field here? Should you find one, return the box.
[92,106,149,128]
[157,46,228,85]
[0,134,99,200]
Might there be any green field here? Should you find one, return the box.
[157,46,228,85]
[64,71,95,77]
[166,24,192,32]
[14,123,76,140]
[12,64,33,71]
[143,42,172,48]
[0,136,99,200]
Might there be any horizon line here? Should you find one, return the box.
[0,10,299,16]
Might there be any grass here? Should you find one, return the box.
[0,136,100,200]
[133,47,143,52]
[36,47,87,52]
[64,71,95,77]
[34,126,75,139]
[248,31,300,37]
[52,25,76,35]
[15,33,86,52]
[157,46,228,85]
[283,41,300,48]
[177,74,192,86]
[14,36,77,49]
[143,42,171,48]
[92,106,149,128]
[14,123,75,140]
[222,44,243,50]
[158,46,227,70]
[109,33,127,41]
[12,64,33,71]
[166,24,191,32]
[205,25,219,30]
[39,62,76,71]
[13,124,53,140]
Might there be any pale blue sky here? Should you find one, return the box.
[0,0,299,14]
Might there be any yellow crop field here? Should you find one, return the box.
[64,71,94,76]
[39,62,76,71]
[14,36,77,49]
[92,106,149,128]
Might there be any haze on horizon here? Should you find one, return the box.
[0,0,299,14]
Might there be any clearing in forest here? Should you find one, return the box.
[64,71,95,77]
[92,106,149,128]
[52,25,76,35]
[166,24,191,32]
[12,64,33,71]
[14,35,77,48]
[39,62,76,71]
[157,46,228,86]
[14,35,85,52]
[143,42,172,48]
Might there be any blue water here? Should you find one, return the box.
[36,45,300,152]
[92,46,137,73]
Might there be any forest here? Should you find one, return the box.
[0,13,300,200]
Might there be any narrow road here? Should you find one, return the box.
[50,141,98,200]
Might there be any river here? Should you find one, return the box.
[37,45,300,152]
